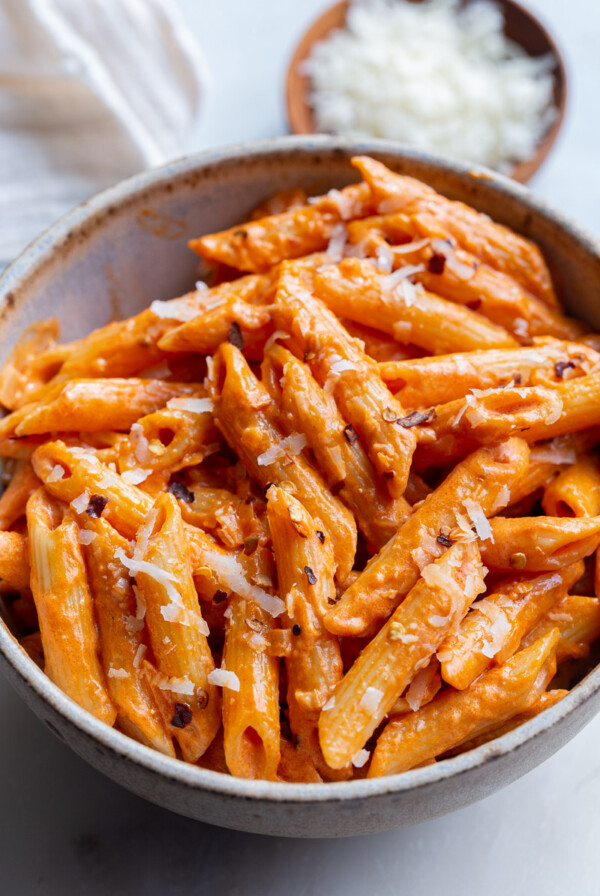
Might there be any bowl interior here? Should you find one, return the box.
[286,0,567,183]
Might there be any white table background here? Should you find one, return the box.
[1,1,600,892]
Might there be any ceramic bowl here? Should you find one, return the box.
[286,0,567,183]
[1,136,600,839]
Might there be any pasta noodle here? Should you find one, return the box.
[1,156,598,780]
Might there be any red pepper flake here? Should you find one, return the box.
[428,253,446,274]
[343,423,358,444]
[234,229,248,240]
[292,624,302,635]
[436,533,453,547]
[397,408,436,428]
[212,589,228,604]
[168,481,195,503]
[228,321,244,350]
[304,565,317,585]
[243,534,259,555]
[196,688,209,710]
[513,373,522,384]
[555,360,576,379]
[315,530,325,544]
[86,494,109,518]
[171,702,193,729]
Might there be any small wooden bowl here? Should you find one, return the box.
[286,0,567,183]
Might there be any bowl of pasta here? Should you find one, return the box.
[1,136,600,838]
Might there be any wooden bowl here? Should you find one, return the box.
[286,0,567,183]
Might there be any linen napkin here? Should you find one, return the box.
[0,0,208,263]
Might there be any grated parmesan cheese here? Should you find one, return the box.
[166,397,214,414]
[77,528,97,545]
[351,748,370,768]
[133,587,146,622]
[375,244,394,273]
[150,298,200,322]
[121,468,150,485]
[47,464,65,483]
[130,423,152,464]
[304,0,558,173]
[326,222,348,261]
[360,685,383,712]
[257,432,307,467]
[208,668,241,692]
[158,675,195,695]
[464,498,494,542]
[405,662,438,712]
[108,667,129,679]
[202,550,286,617]
[70,491,90,514]
[133,643,147,668]
[529,443,576,466]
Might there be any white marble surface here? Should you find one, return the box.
[1,0,600,892]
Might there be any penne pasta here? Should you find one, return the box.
[480,516,600,571]
[157,271,276,354]
[0,460,40,530]
[263,343,411,549]
[83,516,175,756]
[13,378,199,436]
[273,263,417,498]
[0,320,65,410]
[353,155,557,307]
[210,341,357,581]
[319,542,484,769]
[221,592,280,779]
[542,454,600,518]
[130,494,221,761]
[189,183,372,271]
[325,438,529,637]
[0,530,30,591]
[267,485,346,779]
[26,488,116,724]
[379,339,600,408]
[354,232,586,342]
[438,562,584,690]
[521,594,600,661]
[3,155,600,782]
[369,629,560,776]
[314,258,517,355]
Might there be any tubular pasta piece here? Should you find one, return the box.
[353,156,557,308]
[325,439,528,637]
[319,542,484,769]
[26,489,116,724]
[368,629,560,777]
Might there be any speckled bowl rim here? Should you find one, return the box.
[2,134,600,805]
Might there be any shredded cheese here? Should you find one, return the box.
[208,668,241,692]
[305,0,558,173]
[256,432,307,467]
[166,397,214,414]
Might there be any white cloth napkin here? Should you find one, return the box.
[0,0,208,263]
